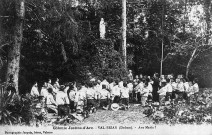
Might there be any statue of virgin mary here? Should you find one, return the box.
[99,18,106,39]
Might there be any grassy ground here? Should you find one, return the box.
[81,104,152,125]
[79,88,212,125]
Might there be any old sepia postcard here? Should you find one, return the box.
[0,0,212,135]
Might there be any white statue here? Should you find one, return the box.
[99,18,106,39]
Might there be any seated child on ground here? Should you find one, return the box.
[174,78,185,103]
[46,88,58,114]
[30,82,39,98]
[183,79,189,100]
[186,81,194,104]
[193,78,199,102]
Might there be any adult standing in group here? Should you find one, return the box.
[128,70,134,81]
[152,73,160,102]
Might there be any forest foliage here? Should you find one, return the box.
[0,0,212,94]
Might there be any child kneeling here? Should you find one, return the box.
[140,81,149,107]
[158,82,167,106]
[99,85,111,110]
[120,83,130,109]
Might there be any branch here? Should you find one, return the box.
[0,16,11,18]
[198,45,212,54]
[196,33,212,44]
[162,53,172,62]
[188,47,198,66]
[198,44,212,47]
[0,42,11,48]
[177,64,187,67]
[193,53,199,60]
[172,35,184,45]
[146,30,158,37]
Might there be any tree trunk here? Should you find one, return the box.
[0,0,2,45]
[204,0,211,44]
[6,0,25,93]
[186,47,197,79]
[122,0,127,70]
[183,0,187,33]
[160,0,165,75]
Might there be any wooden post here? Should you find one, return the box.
[122,0,127,70]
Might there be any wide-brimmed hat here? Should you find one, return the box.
[111,103,120,111]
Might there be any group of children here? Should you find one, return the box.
[30,78,133,116]
[131,73,199,106]
[30,73,199,117]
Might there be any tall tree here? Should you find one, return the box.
[204,0,211,44]
[6,0,25,93]
[122,0,127,70]
[160,0,165,75]
[0,0,2,46]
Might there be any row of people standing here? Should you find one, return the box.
[131,73,199,105]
